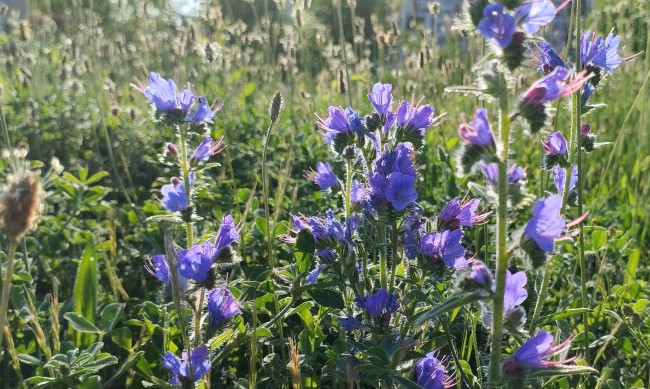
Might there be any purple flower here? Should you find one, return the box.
[581,124,592,137]
[338,316,368,331]
[384,172,418,211]
[515,0,556,35]
[420,229,467,269]
[350,180,367,204]
[503,270,528,315]
[357,288,400,326]
[415,352,455,389]
[293,210,345,245]
[522,195,566,253]
[305,162,339,190]
[177,242,217,283]
[207,287,242,328]
[396,101,436,133]
[161,344,211,384]
[552,165,578,196]
[438,198,488,230]
[345,107,365,136]
[467,260,492,289]
[318,106,352,144]
[522,66,591,105]
[580,30,622,74]
[368,82,393,116]
[214,215,239,254]
[383,111,396,134]
[542,132,568,156]
[145,254,171,284]
[582,81,596,102]
[316,248,337,262]
[535,41,566,74]
[375,143,417,178]
[134,72,193,112]
[458,108,495,148]
[479,162,526,187]
[191,136,224,163]
[477,3,517,49]
[402,211,424,260]
[161,177,188,212]
[508,165,526,183]
[305,264,324,285]
[188,96,218,123]
[503,331,574,375]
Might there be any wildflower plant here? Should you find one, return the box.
[133,72,242,386]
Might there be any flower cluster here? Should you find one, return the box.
[134,72,220,124]
[503,331,574,379]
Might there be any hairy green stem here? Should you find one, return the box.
[178,124,194,248]
[572,0,590,365]
[389,220,398,291]
[529,257,554,332]
[345,159,353,218]
[0,239,17,349]
[488,100,511,384]
[261,117,287,364]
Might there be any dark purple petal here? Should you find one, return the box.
[208,288,242,328]
[177,242,216,282]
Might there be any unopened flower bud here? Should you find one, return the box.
[167,143,179,158]
[269,91,283,122]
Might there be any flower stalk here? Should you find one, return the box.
[489,99,511,383]
[0,239,17,349]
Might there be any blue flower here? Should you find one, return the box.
[161,177,188,212]
[438,198,488,230]
[305,264,324,285]
[345,107,366,136]
[145,254,171,284]
[582,81,596,102]
[384,172,418,211]
[188,96,218,124]
[135,72,193,112]
[395,101,436,133]
[522,66,591,105]
[503,270,528,315]
[161,344,211,384]
[177,242,216,283]
[459,108,495,148]
[467,260,492,289]
[293,210,345,245]
[368,82,393,116]
[542,132,568,156]
[503,331,574,376]
[375,143,417,178]
[536,41,566,74]
[580,30,622,74]
[350,180,367,204]
[479,161,526,187]
[477,2,517,49]
[415,352,455,389]
[420,229,467,269]
[191,136,224,163]
[522,195,566,253]
[318,106,352,144]
[207,287,242,328]
[402,211,424,260]
[338,316,368,331]
[214,215,239,254]
[515,0,556,35]
[305,162,339,190]
[316,248,337,262]
[552,165,578,196]
[357,288,400,326]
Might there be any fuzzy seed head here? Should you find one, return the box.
[269,91,283,122]
[0,170,43,241]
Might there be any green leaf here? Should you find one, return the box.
[306,287,344,309]
[104,351,145,388]
[18,353,45,367]
[208,328,235,349]
[77,375,101,389]
[527,365,598,379]
[294,229,315,273]
[110,327,133,350]
[538,308,592,325]
[101,303,125,332]
[591,230,607,251]
[632,299,649,313]
[255,327,273,338]
[353,364,391,374]
[624,248,640,284]
[412,292,484,327]
[73,236,98,346]
[64,312,101,334]
[12,271,33,283]
[84,171,110,185]
[391,375,424,389]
